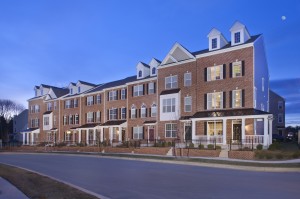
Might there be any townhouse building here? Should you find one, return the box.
[269,90,285,136]
[23,21,282,148]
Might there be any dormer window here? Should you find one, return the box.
[212,38,217,49]
[70,88,73,95]
[152,67,156,75]
[138,70,142,78]
[78,87,81,93]
[234,32,241,43]
[41,89,43,96]
[35,90,37,97]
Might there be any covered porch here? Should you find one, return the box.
[99,120,127,145]
[21,128,40,145]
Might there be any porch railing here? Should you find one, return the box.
[245,135,264,144]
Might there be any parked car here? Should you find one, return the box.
[286,132,295,141]
[272,134,284,142]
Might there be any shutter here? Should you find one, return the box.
[132,127,134,139]
[204,94,207,110]
[143,84,145,95]
[136,109,138,118]
[93,112,96,122]
[223,64,226,79]
[142,127,144,139]
[138,109,140,118]
[107,92,109,101]
[149,108,151,117]
[125,89,127,99]
[229,91,232,108]
[204,122,207,135]
[242,89,245,107]
[107,110,109,121]
[204,68,207,81]
[129,109,131,119]
[145,108,148,117]
[154,82,156,93]
[132,86,134,97]
[116,109,118,120]
[146,83,148,95]
[223,92,226,108]
[242,61,245,76]
[229,63,232,78]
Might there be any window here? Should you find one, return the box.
[70,88,73,95]
[207,92,223,109]
[74,99,78,108]
[278,114,283,123]
[121,89,126,100]
[207,65,223,81]
[69,115,73,125]
[121,107,126,119]
[78,86,81,93]
[30,106,34,113]
[35,118,39,127]
[44,117,49,126]
[31,119,34,128]
[87,96,94,106]
[232,61,242,77]
[278,101,283,110]
[53,115,56,125]
[75,114,79,125]
[234,32,240,43]
[133,85,143,97]
[165,75,178,89]
[54,101,57,110]
[141,105,146,118]
[47,103,52,111]
[63,116,67,125]
[207,121,223,136]
[133,126,143,139]
[87,112,94,123]
[152,67,156,75]
[254,87,257,108]
[96,111,101,122]
[41,89,43,96]
[165,123,177,138]
[97,94,101,104]
[148,82,155,94]
[131,105,136,119]
[109,91,117,101]
[109,108,117,120]
[184,72,191,86]
[65,100,71,109]
[163,98,175,113]
[184,96,192,112]
[151,104,157,117]
[138,70,142,78]
[232,90,242,108]
[262,77,265,92]
[212,38,217,49]
[35,105,40,113]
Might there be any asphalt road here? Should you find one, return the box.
[0,153,299,199]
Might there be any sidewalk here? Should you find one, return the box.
[0,177,29,199]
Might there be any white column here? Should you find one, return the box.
[26,133,29,145]
[78,129,81,143]
[192,120,196,143]
[109,128,113,144]
[268,118,273,145]
[118,127,122,142]
[241,118,245,143]
[93,129,96,145]
[222,119,227,145]
[147,126,149,142]
[263,116,268,147]
[100,128,103,142]
[86,130,89,145]
[31,133,34,145]
[22,133,25,145]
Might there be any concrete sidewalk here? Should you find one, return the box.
[0,177,29,199]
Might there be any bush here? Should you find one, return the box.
[56,142,67,147]
[292,152,300,159]
[198,144,204,149]
[188,143,194,148]
[216,145,222,150]
[77,142,85,147]
[268,142,281,151]
[167,142,172,147]
[275,153,283,159]
[256,144,263,150]
[162,141,167,147]
[207,144,214,149]
[266,153,273,159]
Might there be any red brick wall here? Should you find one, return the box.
[228,151,255,160]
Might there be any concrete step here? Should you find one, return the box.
[219,149,229,158]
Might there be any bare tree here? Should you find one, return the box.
[0,99,25,120]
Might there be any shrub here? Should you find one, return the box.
[207,144,214,149]
[198,144,204,149]
[56,142,67,147]
[268,142,281,151]
[256,144,263,150]
[188,143,194,148]
[243,147,251,151]
[266,153,273,159]
[162,141,167,147]
[216,145,222,150]
[77,142,85,147]
[167,142,172,147]
[292,152,300,159]
[275,153,283,159]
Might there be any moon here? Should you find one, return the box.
[281,16,286,21]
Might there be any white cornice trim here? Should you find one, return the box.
[126,77,157,85]
[158,58,195,69]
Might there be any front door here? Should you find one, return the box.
[233,124,242,141]
[122,130,126,142]
[149,128,154,141]
[185,125,192,141]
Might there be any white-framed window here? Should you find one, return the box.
[65,132,71,142]
[70,88,73,95]
[96,111,101,122]
[278,101,283,110]
[234,32,241,43]
[262,77,265,92]
[75,114,79,125]
[87,96,94,106]
[47,103,52,111]
[44,117,49,126]
[87,112,94,123]
[133,126,143,139]
[148,82,155,94]
[109,90,117,101]
[232,90,242,108]
[53,115,56,125]
[54,101,57,110]
[232,61,242,77]
[30,106,34,113]
[207,121,223,136]
[35,118,39,127]
[31,119,34,128]
[74,99,78,108]
[65,100,71,109]
[63,116,67,125]
[121,107,126,119]
[212,38,217,49]
[78,86,81,93]
[121,89,126,100]
[131,105,136,119]
[97,94,101,104]
[109,108,117,120]
[35,105,40,113]
[152,67,156,75]
[69,115,73,125]
[278,114,283,123]
[133,85,143,97]
[184,72,192,87]
[151,104,157,117]
[184,96,192,112]
[138,70,142,78]
[165,75,178,89]
[207,92,223,110]
[165,123,177,138]
[141,104,146,118]
[207,65,223,81]
[163,98,175,113]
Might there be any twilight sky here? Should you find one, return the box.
[0,0,299,126]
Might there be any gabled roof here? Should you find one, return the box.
[207,28,222,37]
[139,62,150,68]
[51,87,69,98]
[153,58,161,64]
[77,80,96,87]
[40,84,52,88]
[161,42,195,66]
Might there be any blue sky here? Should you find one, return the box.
[0,0,299,126]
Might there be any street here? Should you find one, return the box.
[0,153,299,199]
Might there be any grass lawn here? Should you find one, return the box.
[0,163,99,199]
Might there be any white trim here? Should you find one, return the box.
[126,77,157,85]
[158,58,195,69]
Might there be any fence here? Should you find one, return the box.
[229,138,264,151]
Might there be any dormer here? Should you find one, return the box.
[207,28,228,51]
[230,21,250,46]
[136,62,150,79]
[34,86,40,97]
[149,58,161,77]
[76,80,96,94]
[68,82,76,95]
[39,84,50,96]
[161,43,195,66]
[45,88,57,100]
